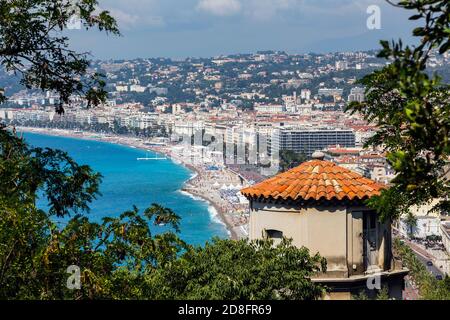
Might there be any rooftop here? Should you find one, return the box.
[241,154,385,202]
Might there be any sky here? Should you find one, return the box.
[68,0,419,60]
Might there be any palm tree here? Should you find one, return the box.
[404,211,418,239]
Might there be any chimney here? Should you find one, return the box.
[312,151,325,160]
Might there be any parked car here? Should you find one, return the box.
[436,275,443,281]
[426,261,433,266]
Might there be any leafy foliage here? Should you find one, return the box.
[0,127,326,299]
[393,239,450,300]
[404,211,418,238]
[347,0,450,221]
[352,286,391,300]
[0,125,102,217]
[152,238,326,300]
[0,0,120,112]
[279,150,308,172]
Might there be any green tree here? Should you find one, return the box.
[0,0,119,113]
[347,0,450,221]
[352,286,391,300]
[404,211,418,238]
[279,150,308,172]
[376,286,390,300]
[151,238,326,300]
[394,239,450,300]
[0,125,186,299]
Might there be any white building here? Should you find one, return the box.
[255,104,285,114]
[318,88,343,97]
[399,200,442,239]
[348,87,366,103]
[115,85,128,92]
[335,60,349,71]
[129,85,146,93]
[300,89,311,101]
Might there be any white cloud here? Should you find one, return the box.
[195,0,302,21]
[197,0,242,16]
[104,8,165,30]
[245,0,297,21]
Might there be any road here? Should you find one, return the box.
[395,234,446,299]
[401,241,445,300]
[401,238,445,278]
[413,250,444,278]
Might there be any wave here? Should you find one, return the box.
[179,190,230,235]
[187,172,198,181]
[207,205,228,229]
[179,189,202,202]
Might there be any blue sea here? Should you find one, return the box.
[23,132,229,245]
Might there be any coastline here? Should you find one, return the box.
[15,126,248,240]
[180,187,238,240]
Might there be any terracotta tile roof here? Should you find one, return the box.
[327,148,361,155]
[241,160,385,202]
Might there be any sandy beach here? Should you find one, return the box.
[15,126,250,240]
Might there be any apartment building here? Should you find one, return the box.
[270,128,356,157]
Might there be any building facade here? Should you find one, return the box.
[270,128,356,157]
[241,152,408,299]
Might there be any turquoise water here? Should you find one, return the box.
[23,132,229,245]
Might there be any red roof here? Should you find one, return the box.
[327,148,360,155]
[241,160,385,202]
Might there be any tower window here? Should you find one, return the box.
[265,229,283,239]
